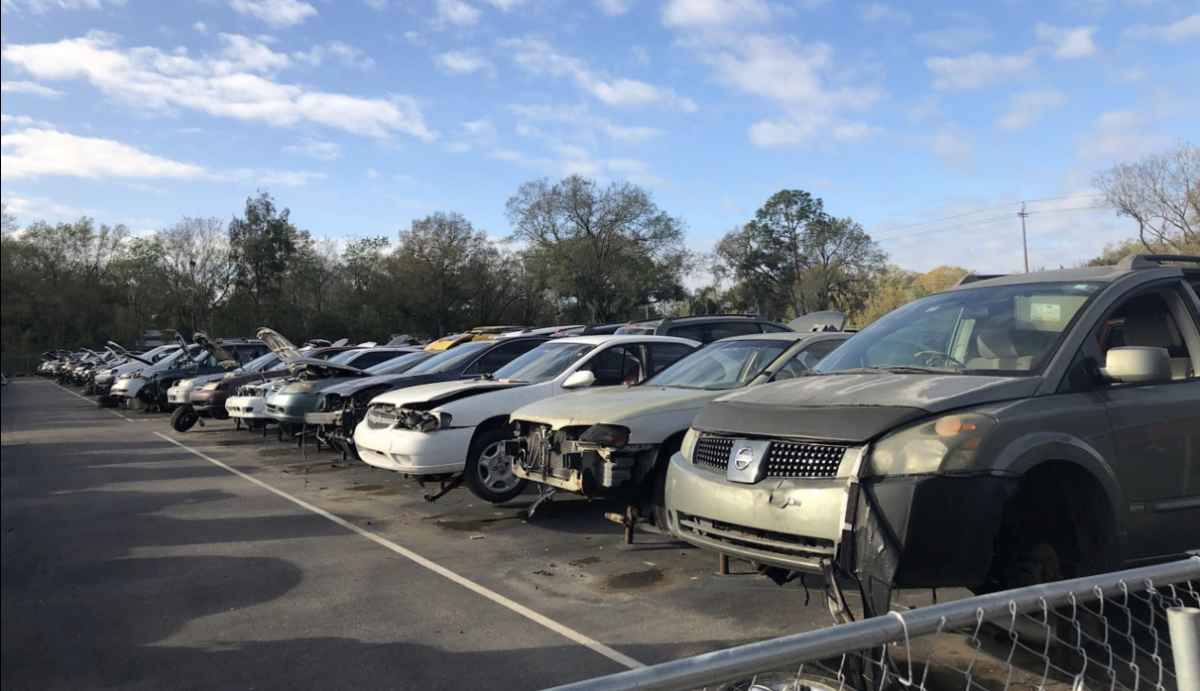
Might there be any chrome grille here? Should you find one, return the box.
[520,424,552,472]
[764,441,846,479]
[693,435,733,473]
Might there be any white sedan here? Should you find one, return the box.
[354,334,699,503]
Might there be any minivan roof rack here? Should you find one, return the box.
[954,273,1007,287]
[1116,254,1200,270]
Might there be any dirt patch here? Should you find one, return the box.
[346,484,385,492]
[257,447,300,458]
[282,461,352,475]
[603,567,664,590]
[569,556,601,567]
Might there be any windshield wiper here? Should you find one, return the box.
[829,366,961,375]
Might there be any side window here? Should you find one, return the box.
[348,350,398,369]
[467,340,541,374]
[774,339,845,381]
[667,324,707,342]
[1065,286,1200,392]
[647,342,695,376]
[706,321,763,341]
[585,346,644,386]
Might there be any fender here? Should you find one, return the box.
[992,431,1127,550]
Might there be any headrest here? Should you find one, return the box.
[977,329,1018,359]
[1123,312,1175,348]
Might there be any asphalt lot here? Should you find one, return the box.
[2,377,896,690]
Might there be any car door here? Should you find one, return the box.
[1097,281,1200,560]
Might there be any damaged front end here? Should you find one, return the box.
[510,421,658,497]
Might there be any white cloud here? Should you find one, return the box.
[929,127,973,170]
[219,33,291,72]
[193,21,208,33]
[596,0,631,15]
[1076,110,1170,161]
[293,41,376,70]
[435,50,494,75]
[914,26,992,52]
[228,0,316,27]
[501,37,696,111]
[661,0,771,29]
[1034,23,1098,59]
[483,0,526,9]
[1,113,55,128]
[0,79,63,97]
[1,194,96,224]
[926,51,1035,90]
[859,2,910,25]
[997,89,1066,130]
[283,138,341,160]
[0,0,124,12]
[2,32,435,141]
[436,0,481,26]
[1124,13,1200,42]
[1,127,207,180]
[509,103,662,143]
[693,34,881,147]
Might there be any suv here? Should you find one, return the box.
[616,314,791,343]
[666,255,1199,617]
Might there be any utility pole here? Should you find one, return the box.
[1018,202,1030,273]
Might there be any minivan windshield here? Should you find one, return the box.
[648,339,791,390]
[816,282,1102,375]
[495,342,594,383]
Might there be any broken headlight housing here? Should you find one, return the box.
[867,412,997,477]
[319,393,344,411]
[578,424,631,448]
[395,409,453,432]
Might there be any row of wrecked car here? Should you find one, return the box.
[39,254,1200,619]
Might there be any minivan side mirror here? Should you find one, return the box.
[562,370,596,389]
[1101,346,1172,384]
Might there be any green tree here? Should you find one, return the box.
[506,175,687,322]
[227,193,300,327]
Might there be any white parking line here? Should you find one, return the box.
[54,382,135,422]
[152,431,646,672]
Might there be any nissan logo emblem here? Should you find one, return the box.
[734,446,754,471]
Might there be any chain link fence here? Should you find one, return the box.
[551,557,1200,691]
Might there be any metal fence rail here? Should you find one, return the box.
[550,556,1200,691]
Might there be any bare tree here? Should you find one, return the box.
[159,217,234,334]
[1095,142,1198,252]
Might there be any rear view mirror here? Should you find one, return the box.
[562,370,596,389]
[1102,346,1172,384]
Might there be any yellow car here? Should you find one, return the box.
[423,326,526,352]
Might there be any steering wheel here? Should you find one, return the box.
[913,350,966,370]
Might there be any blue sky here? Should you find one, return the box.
[2,0,1197,279]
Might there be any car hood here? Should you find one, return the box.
[320,372,461,397]
[694,373,1038,443]
[513,385,719,428]
[370,378,525,409]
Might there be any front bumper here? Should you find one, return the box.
[264,392,320,425]
[189,387,227,413]
[353,423,472,475]
[110,378,145,400]
[226,395,268,420]
[666,451,1015,589]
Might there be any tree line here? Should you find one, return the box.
[2,142,1193,353]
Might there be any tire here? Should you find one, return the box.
[464,426,527,504]
[171,405,199,433]
[645,441,680,531]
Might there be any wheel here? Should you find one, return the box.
[171,405,200,432]
[644,440,680,531]
[464,427,527,504]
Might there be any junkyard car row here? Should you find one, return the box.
[36,255,1200,619]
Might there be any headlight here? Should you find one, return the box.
[178,379,193,388]
[203,382,221,391]
[680,427,700,462]
[395,409,452,432]
[286,381,318,394]
[579,424,631,448]
[867,412,996,477]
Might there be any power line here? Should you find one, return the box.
[872,194,1109,237]
[873,203,1111,244]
